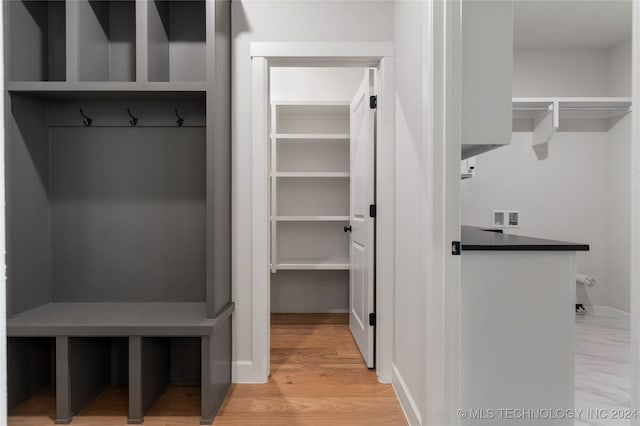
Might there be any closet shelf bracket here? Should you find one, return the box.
[532,101,559,146]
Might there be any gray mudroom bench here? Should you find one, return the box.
[4,1,232,424]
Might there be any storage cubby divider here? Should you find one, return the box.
[147,0,206,82]
[77,0,136,82]
[8,0,66,82]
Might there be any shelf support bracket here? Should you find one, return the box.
[532,101,559,146]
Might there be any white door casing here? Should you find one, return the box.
[349,69,376,368]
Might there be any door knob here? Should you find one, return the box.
[344,225,352,233]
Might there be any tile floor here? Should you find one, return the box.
[575,309,631,425]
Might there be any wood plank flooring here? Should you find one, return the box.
[8,314,407,426]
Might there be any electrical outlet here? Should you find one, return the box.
[507,210,520,228]
[492,210,506,228]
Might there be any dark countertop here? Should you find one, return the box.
[461,226,590,251]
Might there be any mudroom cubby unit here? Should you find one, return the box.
[4,1,232,424]
[77,0,136,82]
[8,0,66,82]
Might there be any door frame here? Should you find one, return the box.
[250,42,394,383]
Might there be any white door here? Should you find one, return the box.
[348,70,376,368]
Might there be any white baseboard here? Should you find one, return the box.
[392,363,421,426]
[591,305,630,319]
[271,306,348,314]
[232,360,267,384]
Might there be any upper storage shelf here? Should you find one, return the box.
[147,0,206,83]
[77,0,136,82]
[8,0,66,82]
[512,97,632,145]
[6,0,208,87]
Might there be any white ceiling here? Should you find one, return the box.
[514,0,632,49]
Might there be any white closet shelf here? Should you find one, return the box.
[273,133,350,140]
[273,258,350,270]
[272,172,350,178]
[512,97,632,121]
[272,216,349,221]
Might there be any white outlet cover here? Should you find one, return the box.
[492,210,506,227]
[507,210,520,228]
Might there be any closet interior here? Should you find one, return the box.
[269,68,364,315]
[4,1,231,424]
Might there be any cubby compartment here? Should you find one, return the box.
[147,0,206,82]
[69,337,129,417]
[277,139,349,173]
[271,270,349,313]
[8,0,66,81]
[141,337,201,417]
[8,337,56,415]
[77,0,136,81]
[277,178,349,217]
[276,221,350,268]
[275,104,350,135]
[6,95,207,313]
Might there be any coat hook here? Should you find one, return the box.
[127,108,139,126]
[79,109,93,127]
[175,109,184,127]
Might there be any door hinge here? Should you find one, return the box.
[369,204,376,218]
[369,313,376,326]
[369,95,377,109]
[452,241,461,256]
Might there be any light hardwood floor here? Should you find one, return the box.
[8,314,407,426]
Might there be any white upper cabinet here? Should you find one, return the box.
[461,0,513,159]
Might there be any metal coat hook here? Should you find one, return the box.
[175,109,184,127]
[79,109,92,127]
[127,108,139,126]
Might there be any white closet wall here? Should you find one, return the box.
[463,37,632,312]
[270,68,363,313]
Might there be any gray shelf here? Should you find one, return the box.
[7,302,234,337]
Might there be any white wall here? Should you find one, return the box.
[514,42,632,97]
[392,1,428,424]
[462,117,631,312]
[231,0,393,383]
[271,67,363,102]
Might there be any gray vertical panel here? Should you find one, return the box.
[170,337,201,385]
[200,316,231,424]
[69,337,111,414]
[56,336,72,424]
[141,337,170,413]
[135,0,148,82]
[168,1,205,82]
[7,338,54,411]
[50,127,206,302]
[47,1,66,81]
[8,95,51,316]
[77,1,109,81]
[147,0,169,81]
[108,0,136,82]
[66,0,79,82]
[128,336,143,424]
[111,337,129,385]
[206,0,231,317]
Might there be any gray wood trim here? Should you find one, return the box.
[135,0,149,83]
[206,0,231,318]
[66,0,78,82]
[128,336,143,424]
[55,336,72,424]
[200,313,232,424]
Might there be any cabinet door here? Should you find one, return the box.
[462,0,513,159]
